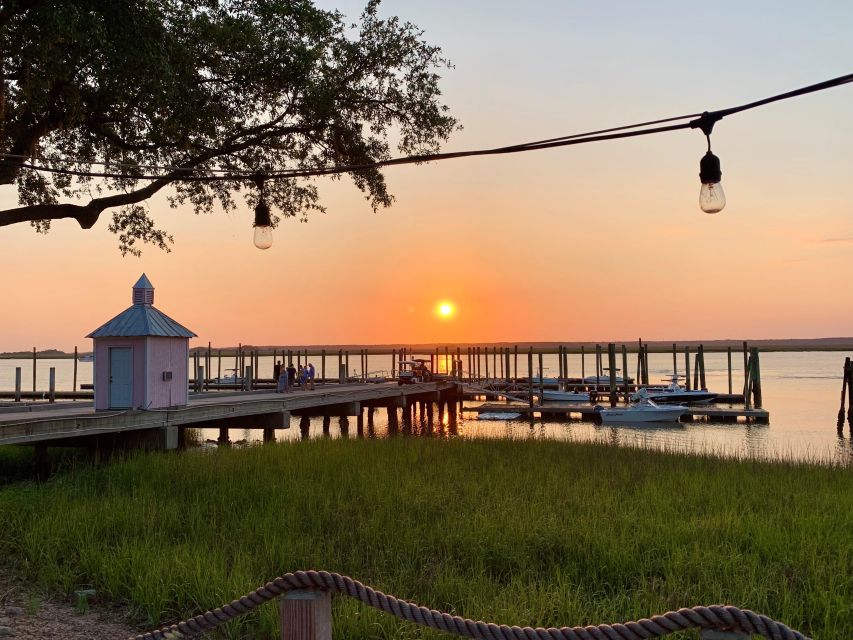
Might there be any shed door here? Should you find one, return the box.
[109,347,133,409]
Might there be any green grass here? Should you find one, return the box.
[0,438,851,639]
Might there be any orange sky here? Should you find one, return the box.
[2,1,853,352]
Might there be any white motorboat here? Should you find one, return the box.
[541,389,590,403]
[78,354,94,362]
[583,374,634,385]
[634,376,718,404]
[478,412,523,420]
[593,398,687,424]
[214,369,243,384]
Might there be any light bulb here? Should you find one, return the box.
[253,225,273,249]
[698,150,725,214]
[699,181,726,214]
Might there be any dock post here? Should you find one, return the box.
[14,367,21,402]
[848,358,853,429]
[692,348,699,391]
[338,363,346,385]
[263,428,274,443]
[32,347,36,392]
[527,348,534,408]
[743,351,753,411]
[751,347,762,409]
[207,342,212,390]
[684,347,691,391]
[73,346,78,397]
[513,345,518,382]
[672,343,677,378]
[499,347,504,380]
[505,348,511,383]
[727,347,733,395]
[636,340,642,388]
[699,344,706,390]
[484,346,489,381]
[321,349,326,384]
[837,360,848,430]
[595,344,602,387]
[607,344,617,407]
[644,344,650,385]
[198,366,205,393]
[217,350,221,382]
[279,587,332,640]
[538,352,544,406]
[244,365,253,391]
[621,344,629,402]
[48,367,55,402]
[581,345,585,382]
[345,351,349,380]
[742,341,749,395]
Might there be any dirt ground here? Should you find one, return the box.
[0,572,141,640]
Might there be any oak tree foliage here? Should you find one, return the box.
[0,0,457,254]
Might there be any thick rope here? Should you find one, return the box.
[130,570,810,640]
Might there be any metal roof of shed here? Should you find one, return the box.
[87,305,197,338]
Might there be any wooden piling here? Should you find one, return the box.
[698,344,706,390]
[73,346,79,397]
[48,367,55,402]
[14,367,21,402]
[684,347,691,391]
[527,348,534,408]
[621,344,629,402]
[505,348,511,383]
[581,345,585,381]
[538,352,544,405]
[217,350,222,381]
[607,343,617,407]
[672,343,677,378]
[32,347,36,392]
[321,349,326,384]
[727,347,733,395]
[751,347,762,409]
[514,345,518,381]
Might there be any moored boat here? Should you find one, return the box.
[593,398,687,424]
[634,376,718,404]
[541,389,590,402]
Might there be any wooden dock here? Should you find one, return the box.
[463,403,770,424]
[0,381,458,447]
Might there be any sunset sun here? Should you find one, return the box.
[436,301,455,319]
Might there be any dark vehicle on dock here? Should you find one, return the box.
[398,359,433,385]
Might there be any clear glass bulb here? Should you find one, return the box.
[699,181,726,214]
[253,225,273,249]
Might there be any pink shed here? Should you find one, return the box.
[87,275,196,411]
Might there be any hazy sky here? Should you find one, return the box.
[2,1,852,351]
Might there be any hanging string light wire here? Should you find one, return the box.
[2,72,852,183]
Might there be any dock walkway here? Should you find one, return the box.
[0,381,455,446]
[464,402,770,423]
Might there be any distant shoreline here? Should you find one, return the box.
[3,337,853,358]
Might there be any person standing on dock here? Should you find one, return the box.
[276,364,289,393]
[273,360,282,384]
[307,362,316,390]
[287,362,296,388]
[297,364,305,389]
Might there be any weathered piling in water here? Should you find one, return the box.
[32,347,36,393]
[607,343,617,407]
[14,367,21,402]
[73,346,78,395]
[527,348,533,408]
[538,352,544,405]
[621,344,629,402]
[727,347,733,394]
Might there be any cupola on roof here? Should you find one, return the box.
[87,275,196,339]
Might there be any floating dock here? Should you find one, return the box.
[464,402,770,424]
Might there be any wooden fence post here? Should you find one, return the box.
[279,590,332,640]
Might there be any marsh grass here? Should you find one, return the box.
[0,438,851,639]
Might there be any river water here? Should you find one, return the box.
[1,350,851,464]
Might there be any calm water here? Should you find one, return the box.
[1,350,851,464]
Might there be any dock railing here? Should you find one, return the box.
[131,570,809,640]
